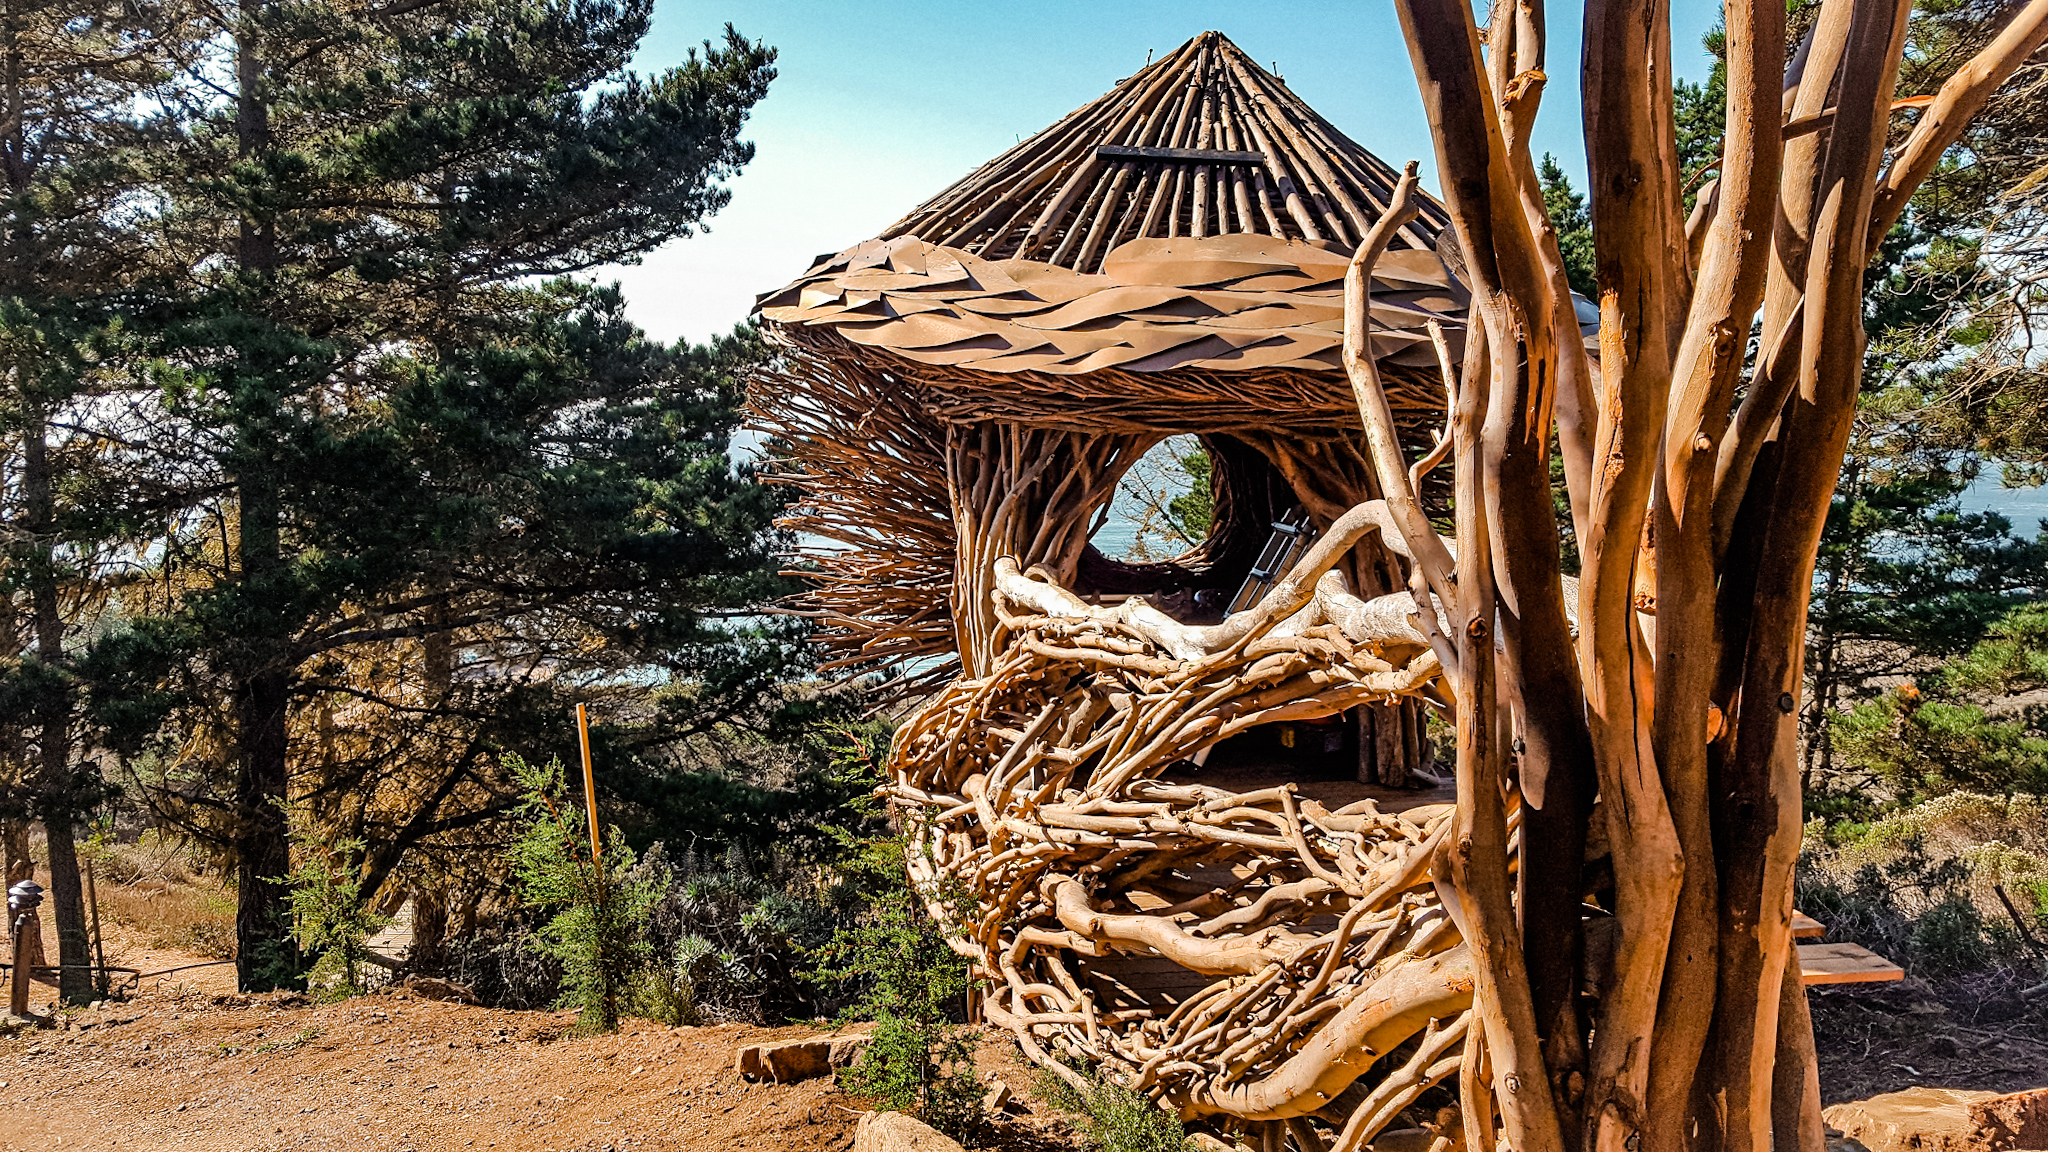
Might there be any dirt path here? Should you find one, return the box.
[0,983,1078,1152]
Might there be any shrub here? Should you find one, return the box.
[279,812,383,992]
[440,911,563,1010]
[636,841,857,1022]
[1036,1062,1191,1152]
[506,754,664,1032]
[1830,604,2048,801]
[1798,813,2013,979]
[637,933,722,1026]
[814,729,986,1144]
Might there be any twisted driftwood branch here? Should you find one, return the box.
[889,496,1473,1145]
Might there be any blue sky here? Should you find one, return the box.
[607,0,1728,345]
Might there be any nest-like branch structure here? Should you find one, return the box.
[749,327,1451,695]
[887,500,1477,1149]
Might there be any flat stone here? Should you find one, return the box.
[401,977,478,1005]
[734,1033,870,1083]
[981,1078,1012,1114]
[853,1111,967,1152]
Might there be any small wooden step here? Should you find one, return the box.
[1798,942,1903,985]
[1792,910,1826,939]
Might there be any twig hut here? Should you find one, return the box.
[746,35,1516,1140]
[753,31,1471,784]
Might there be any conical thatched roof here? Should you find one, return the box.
[879,30,1452,268]
[755,30,1468,389]
[747,33,1475,689]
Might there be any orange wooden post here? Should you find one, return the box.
[575,704,602,869]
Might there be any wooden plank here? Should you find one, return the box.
[1793,910,1826,939]
[1798,942,1903,985]
[1096,145,1267,164]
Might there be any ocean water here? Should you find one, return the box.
[1963,467,2048,532]
[1089,480,1151,559]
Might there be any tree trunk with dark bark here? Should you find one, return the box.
[225,1,300,992]
[23,404,91,1004]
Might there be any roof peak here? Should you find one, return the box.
[876,30,1448,273]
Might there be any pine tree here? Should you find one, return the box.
[1653,7,2048,791]
[1802,111,2048,786]
[93,1,778,989]
[0,0,199,1003]
[1536,154,1595,299]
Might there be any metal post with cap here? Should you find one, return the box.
[8,879,43,1018]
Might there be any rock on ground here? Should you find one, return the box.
[854,1110,967,1152]
[1825,1085,2048,1152]
[735,1032,870,1083]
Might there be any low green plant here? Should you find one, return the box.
[1034,1058,1089,1113]
[1036,1061,1191,1152]
[813,731,986,1145]
[506,754,664,1033]
[637,933,723,1026]
[255,1026,323,1053]
[1798,820,1996,978]
[279,812,381,992]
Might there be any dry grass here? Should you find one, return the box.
[94,878,235,957]
[85,832,237,959]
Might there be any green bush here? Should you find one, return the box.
[506,754,664,1032]
[817,841,986,1141]
[1830,603,2048,800]
[1036,1062,1191,1152]
[637,934,720,1026]
[813,728,986,1144]
[1912,894,1995,977]
[278,813,382,993]
[1798,820,1999,978]
[637,842,856,1022]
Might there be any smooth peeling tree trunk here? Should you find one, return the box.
[1362,0,2048,1149]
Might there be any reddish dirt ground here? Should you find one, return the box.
[12,926,2044,1150]
[0,969,1081,1152]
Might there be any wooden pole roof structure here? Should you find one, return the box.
[880,30,1451,266]
[749,29,1480,690]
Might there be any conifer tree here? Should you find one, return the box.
[0,0,199,1003]
[98,0,778,989]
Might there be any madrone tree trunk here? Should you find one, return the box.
[1379,1,2048,1150]
[837,9,2046,1151]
